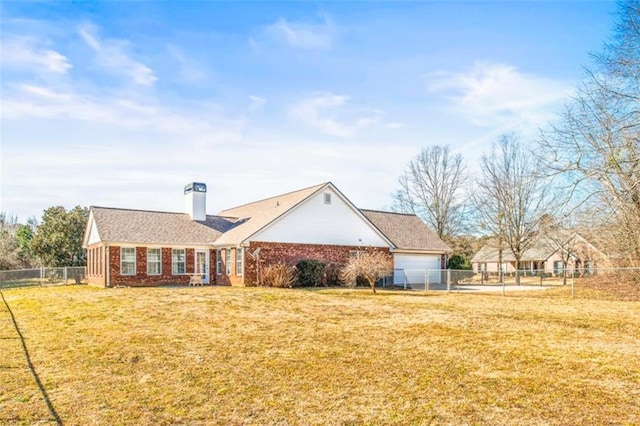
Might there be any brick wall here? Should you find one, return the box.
[211,247,241,286]
[101,243,392,287]
[107,246,198,287]
[243,241,391,286]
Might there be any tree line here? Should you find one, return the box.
[393,1,640,269]
[0,206,88,270]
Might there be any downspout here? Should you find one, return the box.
[105,244,110,288]
[240,243,249,286]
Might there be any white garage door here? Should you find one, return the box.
[394,253,442,285]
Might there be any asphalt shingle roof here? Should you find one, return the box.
[90,207,238,246]
[87,183,451,253]
[470,231,575,263]
[360,209,451,252]
[212,182,327,245]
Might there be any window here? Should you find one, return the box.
[147,248,161,275]
[216,249,222,275]
[172,249,186,275]
[584,261,593,275]
[324,193,332,204]
[121,247,136,275]
[236,248,243,275]
[226,249,232,275]
[553,261,564,276]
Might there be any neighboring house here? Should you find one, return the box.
[83,182,451,287]
[471,232,610,275]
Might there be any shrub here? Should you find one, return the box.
[261,262,296,288]
[322,262,343,287]
[340,251,393,294]
[296,259,325,287]
[448,254,472,270]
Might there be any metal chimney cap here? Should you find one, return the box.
[184,182,207,194]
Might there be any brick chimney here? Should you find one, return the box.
[184,182,206,221]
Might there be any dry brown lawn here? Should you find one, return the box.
[1,285,639,425]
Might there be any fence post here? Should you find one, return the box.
[571,269,575,298]
[403,271,407,290]
[446,269,451,293]
[40,267,44,287]
[63,267,68,285]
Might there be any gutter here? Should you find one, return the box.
[105,244,110,288]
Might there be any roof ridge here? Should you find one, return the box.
[360,208,416,216]
[92,206,186,215]
[219,182,329,212]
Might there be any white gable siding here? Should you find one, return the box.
[87,216,101,245]
[251,187,390,247]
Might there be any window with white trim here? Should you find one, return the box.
[147,248,161,275]
[236,248,243,275]
[121,247,136,275]
[172,249,186,275]
[216,249,222,275]
[553,261,564,276]
[324,193,332,204]
[226,249,232,275]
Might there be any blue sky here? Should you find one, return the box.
[1,1,617,221]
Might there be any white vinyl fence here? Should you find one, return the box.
[0,267,87,289]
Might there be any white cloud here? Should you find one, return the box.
[0,36,71,74]
[289,92,381,138]
[258,15,335,50]
[78,23,157,86]
[426,62,569,127]
[248,95,267,112]
[2,83,242,142]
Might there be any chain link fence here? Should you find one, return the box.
[0,267,87,289]
[390,267,640,301]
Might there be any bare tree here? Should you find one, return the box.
[540,0,640,265]
[393,145,467,241]
[340,251,393,294]
[472,134,555,285]
[538,215,579,286]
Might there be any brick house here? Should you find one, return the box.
[83,182,451,287]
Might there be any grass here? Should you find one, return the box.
[1,286,639,425]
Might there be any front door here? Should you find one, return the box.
[195,250,209,284]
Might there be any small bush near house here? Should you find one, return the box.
[340,251,393,294]
[261,262,297,288]
[322,262,343,287]
[296,259,325,287]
